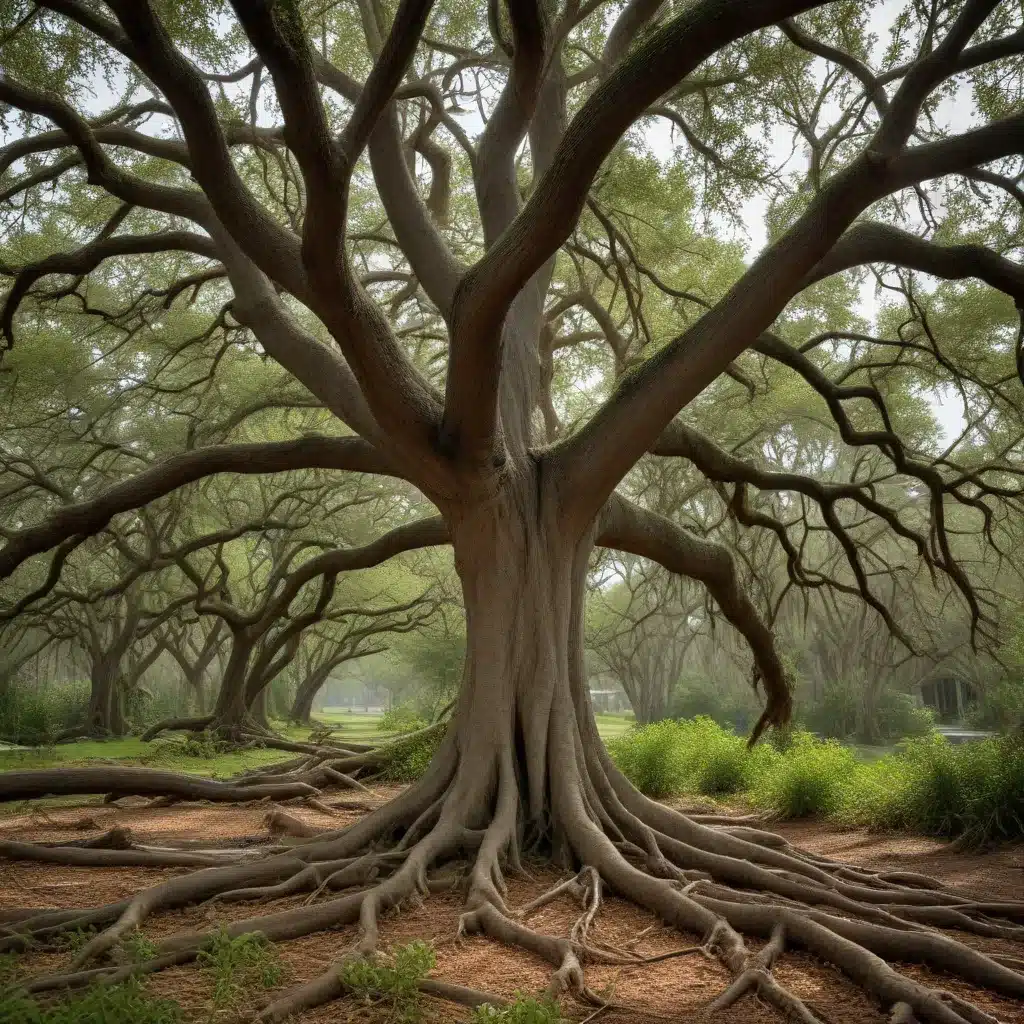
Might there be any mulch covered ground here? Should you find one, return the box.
[2,788,1022,1023]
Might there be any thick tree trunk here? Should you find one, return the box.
[206,632,261,738]
[435,471,598,856]
[84,659,125,737]
[290,667,329,724]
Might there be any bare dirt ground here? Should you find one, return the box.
[2,788,1022,1023]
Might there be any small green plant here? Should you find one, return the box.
[608,720,688,797]
[120,929,158,965]
[0,951,21,985]
[379,705,428,735]
[308,722,336,745]
[339,940,436,1022]
[609,717,766,798]
[470,994,563,1023]
[57,926,97,954]
[0,978,183,1024]
[197,929,284,1010]
[176,732,228,759]
[840,733,1024,846]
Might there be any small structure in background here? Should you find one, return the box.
[589,686,631,714]
[918,675,977,724]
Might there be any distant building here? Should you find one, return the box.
[588,683,630,713]
[918,675,977,723]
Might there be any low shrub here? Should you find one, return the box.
[840,734,1024,846]
[339,940,435,1023]
[376,725,444,782]
[0,684,89,744]
[874,692,935,742]
[173,732,231,759]
[119,929,158,965]
[0,979,182,1024]
[197,929,284,1010]
[607,720,688,797]
[967,675,1024,733]
[748,732,857,818]
[471,995,563,1022]
[610,717,771,797]
[379,704,428,735]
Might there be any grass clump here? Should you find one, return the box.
[119,930,158,965]
[174,732,231,759]
[0,979,183,1024]
[748,732,856,818]
[471,994,563,1022]
[197,929,284,1010]
[339,940,435,1022]
[840,734,1024,846]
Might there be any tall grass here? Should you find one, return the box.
[608,717,1024,846]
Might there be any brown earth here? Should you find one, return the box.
[1,790,1022,1023]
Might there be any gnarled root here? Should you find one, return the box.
[3,723,1022,1024]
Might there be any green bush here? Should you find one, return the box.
[609,717,770,798]
[608,720,688,797]
[676,717,751,795]
[172,732,231,759]
[471,995,563,1023]
[874,692,935,741]
[0,684,89,743]
[0,979,182,1024]
[339,941,435,1023]
[670,676,759,733]
[841,734,1024,846]
[749,732,856,818]
[801,682,934,744]
[967,676,1024,733]
[376,725,444,782]
[197,929,284,1009]
[379,704,428,735]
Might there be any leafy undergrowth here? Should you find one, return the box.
[375,726,446,783]
[471,996,563,1022]
[197,928,285,1012]
[841,733,1024,846]
[608,717,775,799]
[340,940,435,1022]
[610,716,1024,846]
[0,979,183,1024]
[378,705,429,734]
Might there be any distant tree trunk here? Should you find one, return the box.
[85,656,123,737]
[290,665,332,724]
[206,629,259,738]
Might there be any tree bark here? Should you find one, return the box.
[290,665,330,725]
[84,657,124,737]
[205,629,260,738]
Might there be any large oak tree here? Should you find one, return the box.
[3,1,1024,1020]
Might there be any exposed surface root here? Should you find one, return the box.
[1,740,1022,1024]
[0,766,321,803]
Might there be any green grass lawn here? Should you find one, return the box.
[0,711,636,788]
[594,713,635,740]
